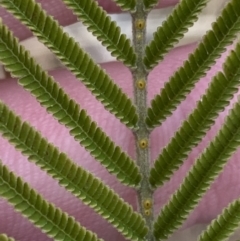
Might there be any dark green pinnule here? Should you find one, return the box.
[198,199,240,241]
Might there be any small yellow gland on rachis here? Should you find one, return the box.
[135,19,145,30]
[143,199,152,209]
[144,209,151,216]
[143,199,152,216]
[137,80,146,89]
[139,139,148,149]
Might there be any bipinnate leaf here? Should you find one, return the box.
[143,0,159,11]
[146,0,240,128]
[0,162,102,241]
[0,102,148,241]
[62,0,136,67]
[0,234,15,241]
[0,22,141,187]
[154,100,240,240]
[111,0,136,11]
[198,199,240,241]
[0,0,138,129]
[149,42,240,188]
[144,0,209,70]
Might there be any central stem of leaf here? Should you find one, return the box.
[131,2,155,240]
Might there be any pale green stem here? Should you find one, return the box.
[131,2,155,241]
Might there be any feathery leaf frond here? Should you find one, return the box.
[0,102,148,241]
[0,0,138,128]
[146,0,240,128]
[149,42,240,188]
[0,234,15,241]
[62,0,136,67]
[143,0,159,11]
[144,0,209,70]
[198,199,240,241]
[111,0,136,12]
[0,162,102,241]
[0,22,141,187]
[154,100,240,240]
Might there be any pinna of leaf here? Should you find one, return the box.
[0,0,240,241]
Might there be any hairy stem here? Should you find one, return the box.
[131,2,155,240]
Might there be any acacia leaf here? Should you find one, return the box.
[144,0,209,70]
[143,0,159,11]
[154,100,240,240]
[110,0,136,12]
[0,0,138,128]
[0,102,148,241]
[198,199,240,241]
[146,0,240,128]
[0,162,102,241]
[0,234,16,241]
[0,22,141,187]
[150,42,240,188]
[62,0,136,66]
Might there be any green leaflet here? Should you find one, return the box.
[112,0,136,11]
[62,0,136,66]
[144,0,209,70]
[153,101,240,240]
[0,234,15,241]
[0,162,102,241]
[149,42,240,188]
[198,199,240,241]
[146,0,240,128]
[0,102,148,241]
[0,22,141,187]
[0,0,138,129]
[143,0,159,11]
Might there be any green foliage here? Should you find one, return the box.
[146,0,240,128]
[0,22,141,187]
[144,0,209,70]
[198,199,240,241]
[110,0,136,12]
[1,0,240,240]
[0,0,138,128]
[0,102,148,241]
[154,101,240,240]
[149,42,240,188]
[62,0,136,67]
[143,0,159,11]
[0,161,102,241]
[0,234,15,241]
